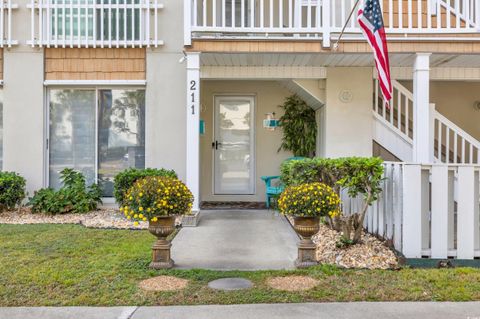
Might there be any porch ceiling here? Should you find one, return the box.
[200,53,480,68]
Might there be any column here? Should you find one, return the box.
[324,67,373,158]
[3,0,45,194]
[186,52,200,212]
[412,53,433,163]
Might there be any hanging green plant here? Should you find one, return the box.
[278,94,317,157]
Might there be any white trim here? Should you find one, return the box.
[201,66,327,79]
[390,67,480,81]
[186,52,201,212]
[44,80,147,86]
[213,94,256,195]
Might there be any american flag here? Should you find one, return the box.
[357,0,392,107]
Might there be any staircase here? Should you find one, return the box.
[440,0,480,30]
[372,80,480,164]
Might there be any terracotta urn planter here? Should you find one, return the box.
[292,216,320,268]
[148,216,176,269]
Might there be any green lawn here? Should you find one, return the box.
[1,224,480,306]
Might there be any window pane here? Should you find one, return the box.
[49,89,96,189]
[52,0,95,40]
[98,89,145,197]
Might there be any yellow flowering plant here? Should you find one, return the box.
[278,182,341,218]
[121,176,193,224]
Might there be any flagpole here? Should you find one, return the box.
[333,0,362,51]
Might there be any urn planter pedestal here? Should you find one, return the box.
[292,216,320,268]
[148,216,176,269]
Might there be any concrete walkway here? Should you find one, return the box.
[171,210,299,270]
[1,303,480,319]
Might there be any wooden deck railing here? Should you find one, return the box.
[186,0,480,46]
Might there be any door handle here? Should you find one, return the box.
[212,140,222,150]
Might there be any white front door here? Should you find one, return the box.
[214,96,255,195]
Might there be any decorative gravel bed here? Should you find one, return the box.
[0,207,182,229]
[287,217,398,269]
[314,223,398,269]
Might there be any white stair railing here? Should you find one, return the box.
[373,79,480,165]
[440,0,480,30]
[27,0,164,48]
[434,109,480,164]
[373,79,414,145]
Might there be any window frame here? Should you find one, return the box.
[45,85,146,201]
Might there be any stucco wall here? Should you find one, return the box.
[3,0,45,194]
[2,0,188,193]
[323,67,374,158]
[200,80,292,202]
[145,0,188,181]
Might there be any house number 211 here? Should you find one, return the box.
[190,80,197,115]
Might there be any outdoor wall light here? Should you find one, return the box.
[263,112,279,131]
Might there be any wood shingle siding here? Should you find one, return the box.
[45,48,146,81]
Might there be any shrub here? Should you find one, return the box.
[278,182,340,218]
[0,172,26,212]
[278,94,317,157]
[29,168,102,215]
[121,176,193,225]
[113,168,177,205]
[280,157,384,243]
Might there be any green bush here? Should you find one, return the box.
[0,172,26,212]
[28,168,102,215]
[280,157,384,243]
[281,157,384,202]
[278,94,317,157]
[113,168,177,205]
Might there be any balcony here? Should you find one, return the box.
[185,0,480,47]
[0,0,18,47]
[28,0,163,48]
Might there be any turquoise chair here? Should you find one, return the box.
[261,156,305,209]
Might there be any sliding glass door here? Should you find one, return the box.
[48,87,145,196]
[49,89,96,189]
[97,89,145,196]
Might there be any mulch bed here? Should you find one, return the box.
[139,276,189,292]
[267,276,319,291]
[287,217,398,270]
[313,224,399,270]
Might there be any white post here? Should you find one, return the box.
[322,0,331,47]
[186,52,201,212]
[412,53,433,163]
[430,165,449,258]
[457,166,477,259]
[184,0,192,45]
[402,164,423,258]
